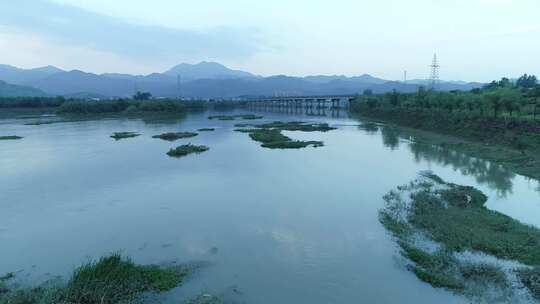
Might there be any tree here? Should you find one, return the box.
[366,97,379,109]
[415,86,427,108]
[499,77,512,87]
[388,90,400,107]
[516,74,538,88]
[133,91,152,100]
[485,93,502,117]
[530,87,540,120]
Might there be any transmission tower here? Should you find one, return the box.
[429,53,440,90]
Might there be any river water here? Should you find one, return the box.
[1,109,539,303]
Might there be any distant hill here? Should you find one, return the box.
[30,70,135,97]
[0,80,47,97]
[0,62,485,98]
[163,61,257,81]
[0,64,64,85]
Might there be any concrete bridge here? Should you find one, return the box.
[244,95,356,109]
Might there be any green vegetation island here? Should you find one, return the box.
[208,114,263,120]
[235,121,334,149]
[110,132,141,140]
[0,254,192,304]
[380,172,540,302]
[351,74,540,180]
[167,144,209,158]
[0,135,23,140]
[152,132,198,141]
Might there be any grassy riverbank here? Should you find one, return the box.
[0,254,191,304]
[380,172,540,302]
[350,80,540,180]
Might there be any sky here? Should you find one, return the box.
[0,0,539,81]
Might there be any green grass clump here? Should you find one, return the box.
[0,136,22,140]
[237,114,263,120]
[208,115,235,120]
[249,129,290,144]
[234,128,259,133]
[255,121,336,132]
[110,132,140,140]
[197,128,215,132]
[0,254,190,304]
[208,114,263,121]
[167,144,209,158]
[262,140,323,149]
[24,120,77,126]
[61,254,185,303]
[379,173,540,299]
[517,267,540,300]
[152,132,198,141]
[236,121,332,149]
[409,186,540,265]
[246,129,323,149]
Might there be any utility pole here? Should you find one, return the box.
[404,70,407,84]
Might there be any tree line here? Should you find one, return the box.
[352,74,540,120]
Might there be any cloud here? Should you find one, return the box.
[0,0,265,62]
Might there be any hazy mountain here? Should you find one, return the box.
[163,61,256,81]
[0,80,47,97]
[0,64,64,85]
[30,70,135,97]
[0,62,484,98]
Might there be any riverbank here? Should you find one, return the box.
[350,108,540,181]
[380,172,540,302]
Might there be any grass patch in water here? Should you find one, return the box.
[110,132,140,140]
[262,140,323,149]
[167,144,209,158]
[246,129,323,149]
[0,254,190,304]
[253,121,336,132]
[197,128,215,132]
[208,114,263,121]
[0,136,22,140]
[152,132,198,141]
[208,115,235,121]
[236,121,333,149]
[380,172,540,301]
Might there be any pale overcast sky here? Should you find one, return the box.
[0,0,538,81]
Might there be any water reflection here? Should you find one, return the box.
[380,126,400,151]
[407,142,515,196]
[369,124,517,197]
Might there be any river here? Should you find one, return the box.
[1,108,539,303]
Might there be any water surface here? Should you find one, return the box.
[1,109,539,303]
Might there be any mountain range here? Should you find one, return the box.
[0,62,484,98]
